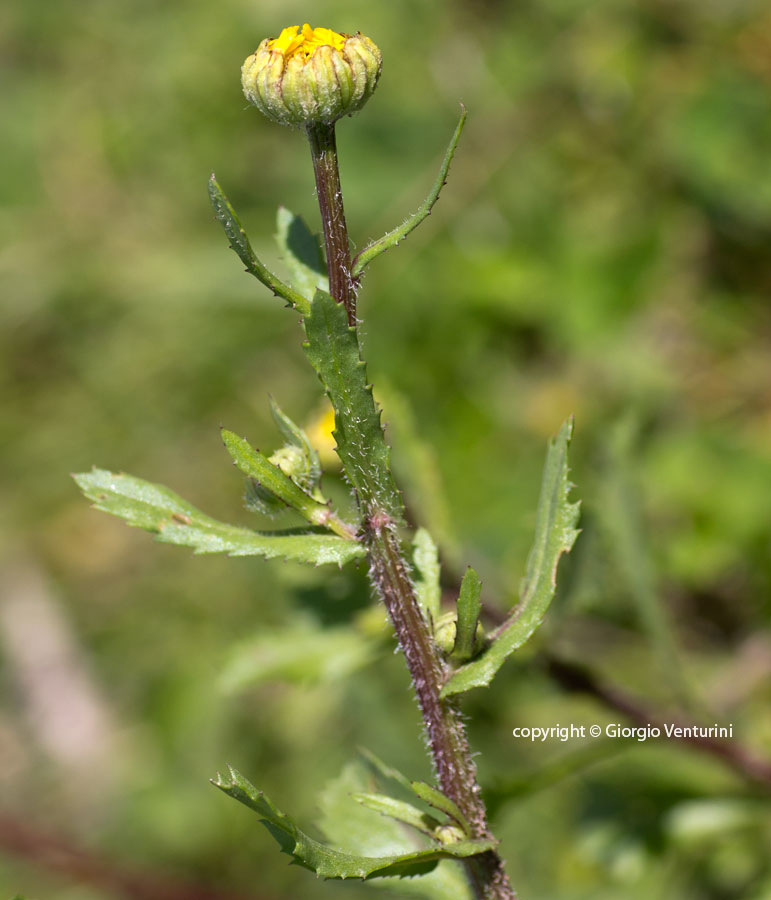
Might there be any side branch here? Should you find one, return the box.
[351,106,467,278]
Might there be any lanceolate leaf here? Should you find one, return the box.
[221,429,331,525]
[269,396,322,488]
[275,206,328,300]
[320,759,475,900]
[73,469,365,567]
[442,419,580,697]
[303,290,402,520]
[208,175,310,314]
[410,782,470,835]
[452,567,482,664]
[413,528,442,626]
[213,766,496,880]
[351,107,467,277]
[352,793,440,837]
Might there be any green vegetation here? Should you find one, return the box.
[2,1,770,898]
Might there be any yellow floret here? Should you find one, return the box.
[268,23,348,61]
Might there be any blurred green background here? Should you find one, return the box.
[2,0,771,898]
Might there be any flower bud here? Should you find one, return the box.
[434,823,466,845]
[434,612,457,656]
[242,24,382,128]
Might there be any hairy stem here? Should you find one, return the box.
[307,123,356,325]
[306,123,515,900]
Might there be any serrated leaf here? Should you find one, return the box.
[269,396,322,488]
[410,782,470,835]
[275,206,328,301]
[321,759,475,900]
[73,469,365,567]
[221,428,331,526]
[353,793,440,837]
[352,107,467,277]
[413,528,441,626]
[452,567,482,664]
[208,175,310,314]
[213,766,496,880]
[442,418,580,697]
[303,290,401,520]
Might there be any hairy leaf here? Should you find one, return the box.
[275,206,328,300]
[321,759,475,900]
[442,419,580,697]
[352,793,440,837]
[269,396,323,489]
[303,290,402,519]
[221,429,331,525]
[413,528,442,626]
[213,766,496,879]
[208,175,310,314]
[73,469,365,567]
[352,107,467,277]
[451,567,482,664]
[410,782,470,835]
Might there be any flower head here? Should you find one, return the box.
[242,24,382,128]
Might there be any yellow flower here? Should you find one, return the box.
[242,24,382,128]
[270,24,347,60]
[305,402,339,467]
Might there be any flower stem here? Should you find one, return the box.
[305,126,516,899]
[306,123,356,326]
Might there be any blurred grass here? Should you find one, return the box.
[2,0,771,897]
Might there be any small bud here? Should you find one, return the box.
[434,612,457,656]
[434,611,487,660]
[434,823,466,844]
[242,24,382,128]
[268,446,306,480]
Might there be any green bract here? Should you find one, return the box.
[242,24,382,128]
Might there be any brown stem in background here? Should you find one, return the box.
[545,655,771,787]
[477,588,771,788]
[0,815,264,900]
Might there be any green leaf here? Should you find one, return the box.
[220,619,376,690]
[358,747,415,792]
[409,782,470,835]
[451,567,482,664]
[442,418,580,697]
[352,793,440,837]
[275,206,328,301]
[377,383,462,567]
[213,766,496,880]
[208,175,310,314]
[413,528,442,627]
[73,469,365,567]
[320,760,475,900]
[269,396,322,489]
[221,428,332,527]
[351,107,467,278]
[303,290,402,519]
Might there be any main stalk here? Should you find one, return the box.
[306,121,515,900]
[306,123,357,325]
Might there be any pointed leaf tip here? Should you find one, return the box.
[73,468,365,567]
[351,109,467,277]
[209,177,310,314]
[216,767,496,880]
[442,418,580,697]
